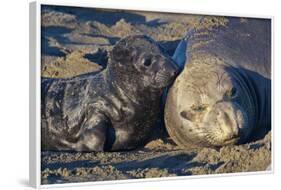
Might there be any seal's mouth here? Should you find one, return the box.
[155,71,171,86]
[223,137,240,145]
[198,126,242,147]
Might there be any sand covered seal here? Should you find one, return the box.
[41,35,178,151]
[165,17,271,148]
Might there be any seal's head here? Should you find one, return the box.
[165,60,256,147]
[109,35,178,93]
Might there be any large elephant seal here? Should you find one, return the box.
[41,35,178,151]
[165,17,271,148]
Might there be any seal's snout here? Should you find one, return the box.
[166,62,179,85]
[206,102,248,145]
[219,111,240,142]
[170,59,180,75]
[154,58,179,88]
[221,111,239,135]
[170,69,178,77]
[164,59,180,80]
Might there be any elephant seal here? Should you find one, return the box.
[41,35,178,151]
[165,17,271,148]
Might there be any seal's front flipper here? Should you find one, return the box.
[172,29,195,71]
[77,113,112,152]
[172,17,205,71]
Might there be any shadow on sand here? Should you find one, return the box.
[42,5,146,26]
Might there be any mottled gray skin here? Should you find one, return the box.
[41,35,178,151]
[165,17,271,148]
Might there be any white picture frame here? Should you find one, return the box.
[29,0,274,188]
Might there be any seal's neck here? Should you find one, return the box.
[239,68,271,128]
[225,65,260,128]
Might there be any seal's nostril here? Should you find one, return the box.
[222,112,233,127]
[237,127,243,137]
[232,132,239,138]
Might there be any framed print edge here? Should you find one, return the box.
[37,0,272,19]
[271,15,274,174]
[40,171,273,189]
[29,1,41,189]
[31,0,274,188]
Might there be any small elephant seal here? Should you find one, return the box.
[41,35,178,151]
[165,17,271,148]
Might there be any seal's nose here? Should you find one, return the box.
[222,112,236,131]
[220,111,239,135]
[168,60,180,76]
[172,70,178,77]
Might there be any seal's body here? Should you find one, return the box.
[165,17,271,148]
[42,35,178,151]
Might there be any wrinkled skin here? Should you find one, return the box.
[165,17,271,148]
[41,35,178,151]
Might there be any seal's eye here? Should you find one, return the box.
[191,104,207,112]
[143,58,152,67]
[226,87,237,98]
